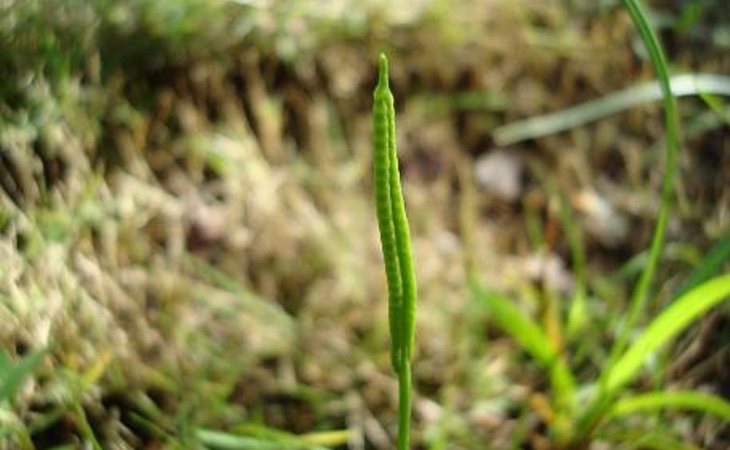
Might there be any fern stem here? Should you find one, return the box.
[397,363,412,450]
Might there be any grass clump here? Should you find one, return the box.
[470,1,730,447]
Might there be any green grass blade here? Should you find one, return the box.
[607,0,682,377]
[470,280,554,365]
[530,163,587,338]
[0,351,12,375]
[196,428,292,449]
[71,402,103,450]
[184,252,294,328]
[556,187,588,338]
[697,91,730,126]
[0,348,47,402]
[606,274,730,393]
[196,428,332,450]
[597,430,699,450]
[673,229,730,299]
[610,391,730,420]
[493,73,729,145]
[232,424,348,448]
[470,279,576,415]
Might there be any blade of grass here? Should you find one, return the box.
[184,252,294,328]
[597,429,699,450]
[0,351,12,375]
[0,348,47,402]
[598,0,681,396]
[606,273,730,393]
[493,73,729,145]
[297,430,351,447]
[609,390,730,420]
[673,228,730,299]
[653,230,730,396]
[0,408,35,450]
[555,188,588,339]
[197,428,289,449]
[196,428,331,450]
[71,401,103,450]
[470,280,563,375]
[233,423,349,447]
[530,162,588,338]
[469,279,576,423]
[697,91,730,126]
[574,275,730,433]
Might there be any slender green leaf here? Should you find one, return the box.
[606,274,730,393]
[593,2,683,407]
[197,428,283,449]
[610,390,730,420]
[0,407,35,450]
[232,424,349,448]
[185,253,293,318]
[598,429,699,450]
[531,163,588,338]
[296,430,350,447]
[71,402,103,450]
[493,73,729,145]
[674,229,730,298]
[470,279,576,412]
[471,280,554,365]
[614,0,681,361]
[0,351,12,375]
[0,348,47,402]
[697,91,730,126]
[196,428,330,450]
[557,189,588,338]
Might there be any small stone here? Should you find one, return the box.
[475,150,523,202]
[573,190,629,245]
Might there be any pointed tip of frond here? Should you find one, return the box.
[378,53,389,88]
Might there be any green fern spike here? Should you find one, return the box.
[373,53,417,450]
[373,53,417,372]
[373,54,404,372]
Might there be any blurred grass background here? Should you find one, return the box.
[0,0,729,448]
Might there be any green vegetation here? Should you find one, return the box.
[470,1,730,448]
